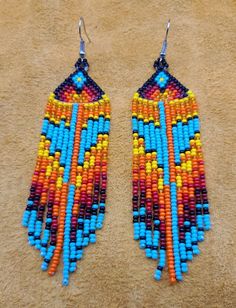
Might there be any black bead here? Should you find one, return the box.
[44,259,50,264]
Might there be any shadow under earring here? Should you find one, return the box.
[131,20,211,283]
[22,17,110,286]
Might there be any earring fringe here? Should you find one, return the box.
[22,60,110,286]
[132,64,211,282]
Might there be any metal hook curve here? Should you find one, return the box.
[78,17,91,43]
[78,17,91,64]
[160,19,170,58]
[164,19,170,41]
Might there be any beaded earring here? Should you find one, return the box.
[22,17,110,286]
[131,21,211,282]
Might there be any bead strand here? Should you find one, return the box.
[132,95,140,240]
[97,97,110,228]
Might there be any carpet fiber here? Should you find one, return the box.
[1,1,236,307]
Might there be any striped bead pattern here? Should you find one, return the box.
[132,68,211,283]
[22,66,110,286]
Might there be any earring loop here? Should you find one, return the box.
[154,19,170,70]
[78,17,91,59]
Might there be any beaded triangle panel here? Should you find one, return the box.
[132,68,211,282]
[22,66,110,286]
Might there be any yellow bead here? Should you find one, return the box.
[39,142,44,149]
[187,90,195,99]
[152,161,157,168]
[84,162,89,169]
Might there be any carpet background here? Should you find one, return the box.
[0,1,236,307]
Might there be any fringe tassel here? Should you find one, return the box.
[22,66,110,285]
[132,68,211,282]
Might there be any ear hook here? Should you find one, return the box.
[78,17,91,43]
[78,17,91,59]
[160,19,170,58]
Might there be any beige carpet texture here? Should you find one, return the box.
[1,0,236,307]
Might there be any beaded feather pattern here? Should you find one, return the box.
[132,60,211,282]
[22,59,110,286]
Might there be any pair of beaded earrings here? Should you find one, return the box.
[22,18,211,286]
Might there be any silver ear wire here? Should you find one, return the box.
[160,19,170,59]
[78,17,91,59]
